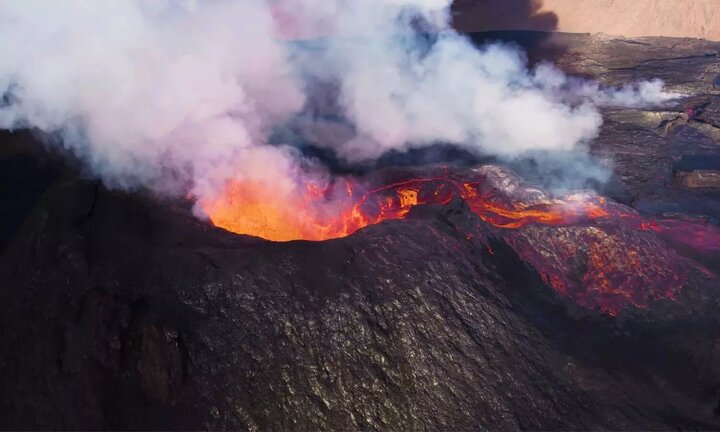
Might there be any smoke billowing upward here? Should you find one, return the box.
[0,0,679,217]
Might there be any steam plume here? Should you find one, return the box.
[0,0,679,208]
[0,0,305,199]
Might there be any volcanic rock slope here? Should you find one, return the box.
[2,33,720,430]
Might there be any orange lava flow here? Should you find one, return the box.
[459,181,611,229]
[202,177,451,242]
[202,175,720,251]
[201,172,720,316]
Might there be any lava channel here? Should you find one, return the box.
[202,171,720,251]
[200,168,720,315]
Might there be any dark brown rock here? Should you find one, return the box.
[677,170,720,188]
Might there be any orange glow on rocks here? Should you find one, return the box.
[202,172,720,250]
[201,169,720,315]
[202,176,451,242]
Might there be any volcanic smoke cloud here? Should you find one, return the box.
[0,0,678,212]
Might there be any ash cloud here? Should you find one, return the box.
[0,0,680,207]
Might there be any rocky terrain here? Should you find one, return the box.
[1,32,720,430]
[541,0,720,40]
[453,0,720,41]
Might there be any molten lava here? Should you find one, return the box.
[203,176,453,242]
[202,168,720,315]
[203,171,720,250]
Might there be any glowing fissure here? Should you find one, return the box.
[202,174,720,252]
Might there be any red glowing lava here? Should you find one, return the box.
[201,168,720,315]
[202,176,451,242]
[202,171,720,251]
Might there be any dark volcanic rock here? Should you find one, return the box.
[3,175,720,431]
[676,169,720,188]
[547,35,720,219]
[2,33,720,430]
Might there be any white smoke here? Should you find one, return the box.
[0,0,680,206]
[282,0,678,162]
[533,64,678,107]
[0,0,305,199]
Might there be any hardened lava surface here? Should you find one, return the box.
[1,33,720,430]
